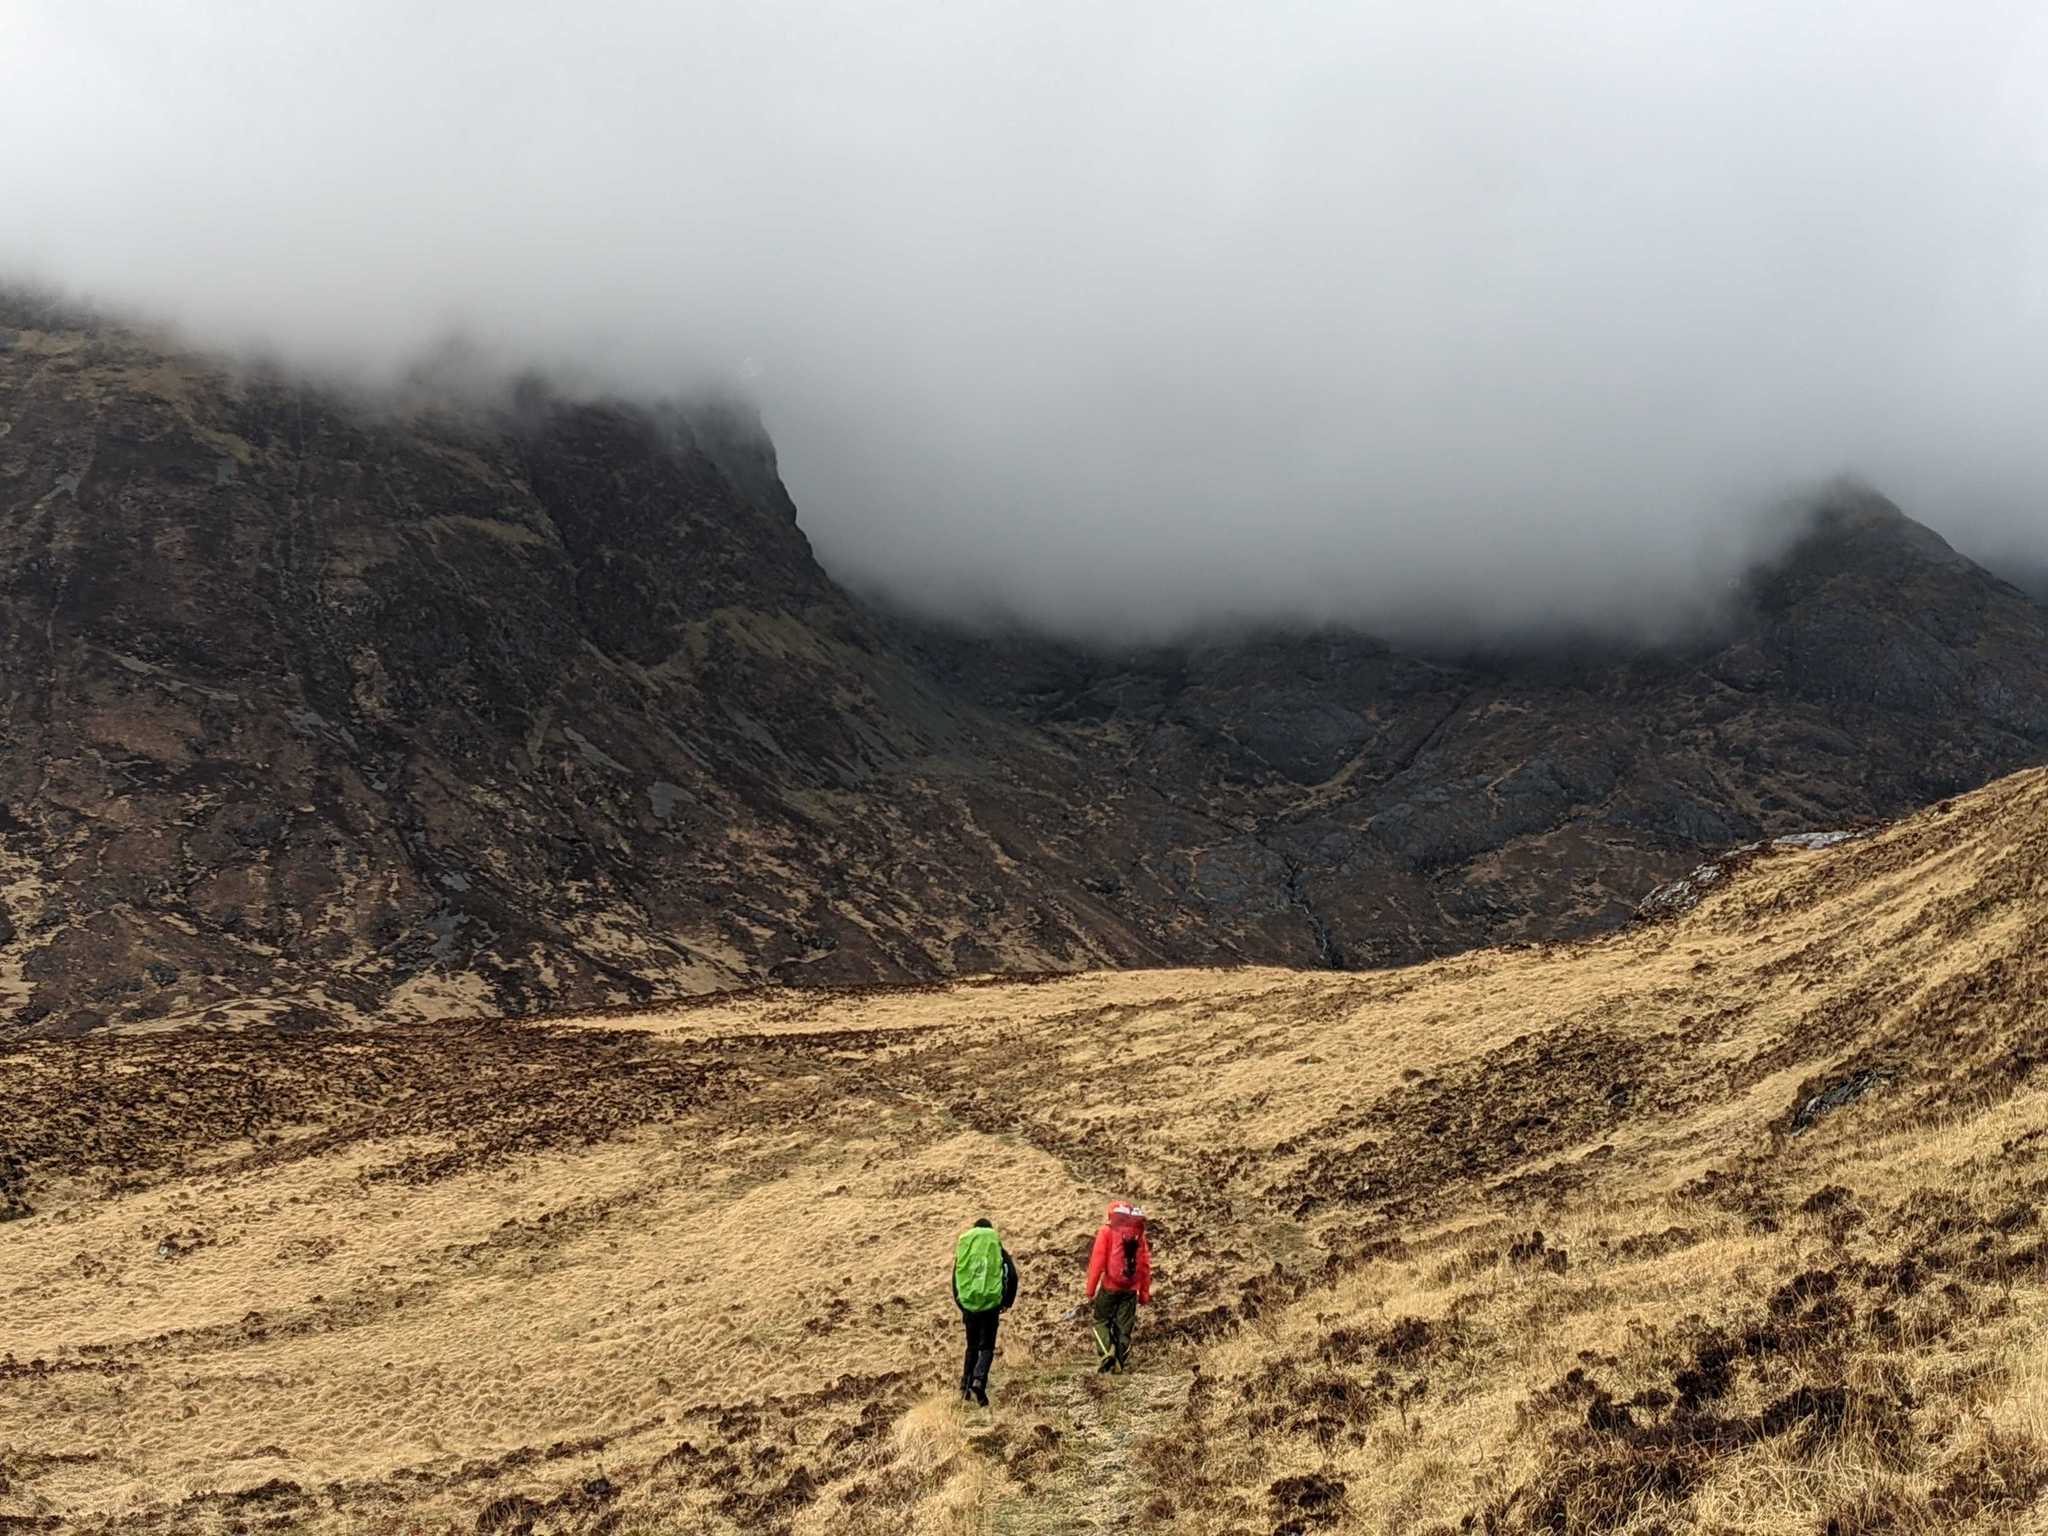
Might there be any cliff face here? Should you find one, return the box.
[919,490,2048,970]
[0,307,1228,1033]
[4,306,2046,1034]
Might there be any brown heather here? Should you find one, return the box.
[3,767,2047,1533]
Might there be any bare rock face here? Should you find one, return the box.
[3,302,2046,1034]
[0,304,1225,1033]
[921,488,2048,969]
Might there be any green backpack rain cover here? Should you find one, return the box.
[954,1225,1004,1312]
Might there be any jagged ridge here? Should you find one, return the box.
[2,305,2046,1034]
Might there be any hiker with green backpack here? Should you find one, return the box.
[952,1217,1020,1406]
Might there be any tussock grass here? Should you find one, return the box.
[2,769,2046,1531]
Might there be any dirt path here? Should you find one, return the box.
[983,1350,1189,1535]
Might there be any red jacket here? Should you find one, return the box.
[1085,1210,1152,1304]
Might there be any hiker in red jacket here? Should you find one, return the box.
[1084,1201,1151,1373]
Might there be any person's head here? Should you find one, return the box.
[973,1217,993,1229]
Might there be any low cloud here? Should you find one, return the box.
[5,2,2046,641]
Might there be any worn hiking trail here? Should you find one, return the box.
[982,1355,1191,1536]
[4,768,2048,1532]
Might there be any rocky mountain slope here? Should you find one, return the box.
[3,298,2046,1034]
[919,492,2048,964]
[5,767,2046,1532]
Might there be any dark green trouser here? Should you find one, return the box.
[1092,1288,1137,1368]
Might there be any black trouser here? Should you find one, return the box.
[960,1307,1000,1394]
[1092,1288,1137,1368]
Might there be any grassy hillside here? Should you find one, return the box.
[4,768,2046,1533]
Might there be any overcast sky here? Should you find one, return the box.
[5,2,2046,641]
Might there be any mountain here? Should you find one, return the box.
[4,299,2047,1035]
[6,766,2047,1530]
[1997,556,2048,604]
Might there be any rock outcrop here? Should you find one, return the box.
[4,301,2046,1033]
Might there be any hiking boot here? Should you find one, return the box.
[973,1385,989,1408]
[1097,1354,1117,1374]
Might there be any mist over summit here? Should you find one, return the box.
[2,299,2044,1032]
[8,1,2048,644]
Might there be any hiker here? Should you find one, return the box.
[952,1217,1019,1406]
[1085,1201,1151,1373]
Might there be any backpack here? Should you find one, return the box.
[954,1226,1005,1312]
[1104,1202,1146,1290]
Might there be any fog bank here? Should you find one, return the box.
[5,2,2046,641]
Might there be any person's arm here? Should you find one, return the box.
[1084,1226,1109,1299]
[952,1259,961,1309]
[1001,1249,1019,1311]
[1136,1237,1152,1305]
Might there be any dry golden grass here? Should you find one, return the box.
[3,768,2047,1532]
